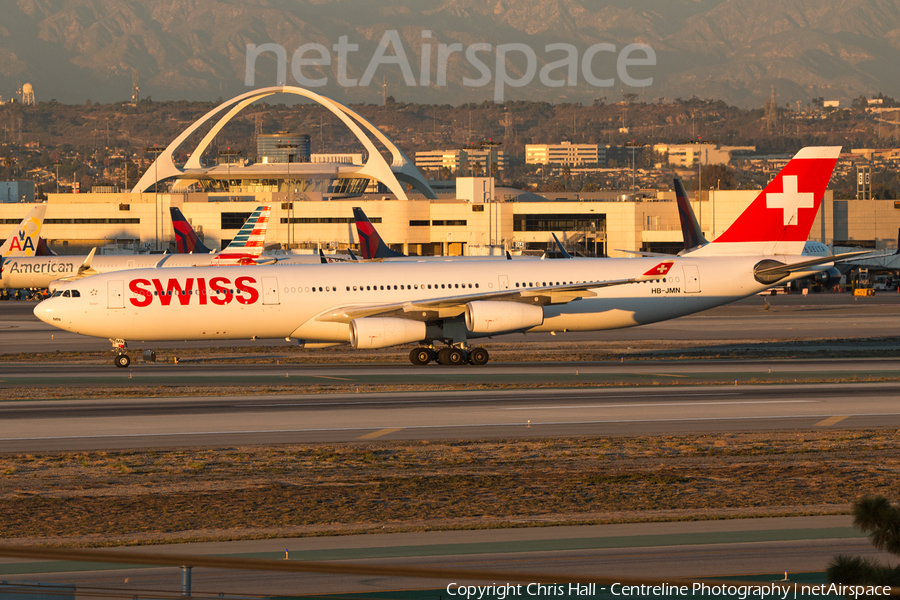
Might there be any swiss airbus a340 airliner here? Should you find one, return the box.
[36,147,861,367]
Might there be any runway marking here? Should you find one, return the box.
[357,428,403,440]
[815,415,849,427]
[4,412,900,442]
[238,392,745,408]
[311,376,353,381]
[503,400,812,410]
[648,373,688,378]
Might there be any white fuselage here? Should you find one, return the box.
[0,253,228,289]
[34,256,825,344]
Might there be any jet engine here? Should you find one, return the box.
[814,267,842,285]
[350,317,426,350]
[465,301,544,334]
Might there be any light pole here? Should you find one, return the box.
[624,141,644,194]
[684,138,719,237]
[276,143,299,250]
[144,146,163,251]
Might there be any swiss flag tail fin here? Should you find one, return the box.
[704,147,840,256]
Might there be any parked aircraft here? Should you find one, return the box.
[36,147,866,368]
[0,205,272,290]
[352,206,528,261]
[1,205,53,257]
[170,207,214,254]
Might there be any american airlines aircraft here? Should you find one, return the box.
[35,147,862,368]
[1,205,53,257]
[0,205,272,290]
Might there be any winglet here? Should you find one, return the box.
[551,233,574,259]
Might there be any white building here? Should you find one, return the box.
[415,148,508,174]
[525,142,605,167]
[653,144,755,168]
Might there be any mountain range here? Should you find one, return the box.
[2,0,900,108]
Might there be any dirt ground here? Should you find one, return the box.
[1,429,895,548]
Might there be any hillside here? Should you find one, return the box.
[3,0,900,107]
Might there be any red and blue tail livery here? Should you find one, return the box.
[353,207,406,259]
[170,207,213,254]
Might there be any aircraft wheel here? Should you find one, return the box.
[469,347,490,366]
[114,354,131,368]
[447,348,465,365]
[410,348,433,366]
[436,347,451,365]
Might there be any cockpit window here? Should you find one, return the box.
[62,290,71,297]
[71,290,81,298]
[51,290,63,298]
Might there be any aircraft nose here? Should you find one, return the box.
[34,299,52,323]
[33,298,61,326]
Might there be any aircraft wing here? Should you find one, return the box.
[317,261,675,323]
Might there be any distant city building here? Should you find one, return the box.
[257,133,311,164]
[416,148,508,174]
[824,100,840,108]
[653,144,755,167]
[0,181,36,203]
[525,142,605,166]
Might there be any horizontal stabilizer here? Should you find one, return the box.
[753,251,871,284]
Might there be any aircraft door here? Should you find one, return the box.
[498,275,509,290]
[108,280,125,309]
[683,265,700,293]
[262,276,280,305]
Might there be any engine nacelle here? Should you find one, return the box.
[465,301,544,334]
[814,267,842,285]
[350,317,426,350]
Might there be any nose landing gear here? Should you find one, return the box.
[110,338,130,368]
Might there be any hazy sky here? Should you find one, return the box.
[3,0,898,107]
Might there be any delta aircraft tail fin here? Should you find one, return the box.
[353,207,405,259]
[688,147,841,256]
[170,207,213,254]
[673,178,708,253]
[1,204,48,257]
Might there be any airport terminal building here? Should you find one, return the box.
[0,86,897,260]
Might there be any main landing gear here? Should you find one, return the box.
[408,345,490,366]
[111,338,131,368]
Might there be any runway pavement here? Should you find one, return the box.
[2,382,898,452]
[1,294,897,594]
